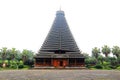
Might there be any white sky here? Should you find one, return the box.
[0,0,120,55]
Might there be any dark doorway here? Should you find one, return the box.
[60,61,63,66]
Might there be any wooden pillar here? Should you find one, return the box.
[67,59,69,67]
[75,59,76,66]
[50,58,53,66]
[43,58,45,65]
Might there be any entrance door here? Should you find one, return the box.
[53,59,67,68]
[60,61,63,66]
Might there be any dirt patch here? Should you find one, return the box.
[0,70,120,80]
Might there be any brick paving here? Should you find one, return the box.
[0,70,120,80]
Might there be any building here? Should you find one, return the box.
[34,10,85,68]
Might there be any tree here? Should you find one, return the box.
[108,57,117,66]
[85,57,97,66]
[15,50,22,60]
[98,55,104,64]
[112,46,120,58]
[0,47,9,67]
[1,47,8,60]
[21,49,34,65]
[0,49,2,60]
[102,45,111,57]
[22,49,28,63]
[10,48,17,60]
[82,52,90,59]
[92,47,100,60]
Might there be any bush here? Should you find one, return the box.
[85,64,91,68]
[86,64,94,68]
[10,65,17,69]
[85,57,97,65]
[94,64,103,69]
[0,60,2,67]
[19,60,23,65]
[109,65,117,69]
[23,65,30,69]
[18,65,24,69]
[117,66,120,70]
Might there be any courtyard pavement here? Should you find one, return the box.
[0,70,120,80]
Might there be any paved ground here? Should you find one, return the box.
[0,70,120,80]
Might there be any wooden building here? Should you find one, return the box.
[34,10,85,68]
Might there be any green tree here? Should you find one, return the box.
[85,57,97,67]
[15,50,22,60]
[109,57,117,65]
[22,49,28,63]
[102,45,111,57]
[10,48,17,60]
[92,47,100,60]
[0,49,2,60]
[112,46,120,58]
[21,49,34,64]
[0,47,9,67]
[82,52,90,59]
[1,47,7,60]
[98,55,104,64]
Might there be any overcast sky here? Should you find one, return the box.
[0,0,120,55]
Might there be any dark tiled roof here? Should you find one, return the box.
[35,10,84,59]
[39,10,80,52]
[35,53,84,58]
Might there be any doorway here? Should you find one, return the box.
[60,61,63,66]
[53,59,67,68]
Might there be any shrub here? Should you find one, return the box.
[85,64,91,68]
[109,65,117,69]
[94,64,103,69]
[117,66,120,70]
[18,64,24,69]
[10,65,17,69]
[85,57,97,65]
[0,60,2,67]
[23,65,30,69]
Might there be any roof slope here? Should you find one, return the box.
[39,10,80,53]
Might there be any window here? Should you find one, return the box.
[76,59,81,63]
[69,59,75,64]
[45,59,51,64]
[36,59,44,64]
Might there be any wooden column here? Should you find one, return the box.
[43,59,45,65]
[75,59,76,66]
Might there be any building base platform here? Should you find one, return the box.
[34,66,86,69]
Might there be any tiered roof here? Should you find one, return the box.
[40,10,79,52]
[36,10,84,58]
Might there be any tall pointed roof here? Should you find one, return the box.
[39,10,80,53]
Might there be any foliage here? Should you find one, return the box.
[1,45,120,70]
[112,46,120,58]
[0,47,35,69]
[82,52,90,59]
[108,65,117,69]
[92,47,100,60]
[21,49,34,64]
[118,57,120,64]
[94,64,103,69]
[18,64,24,69]
[85,45,120,70]
[0,60,2,67]
[102,45,111,57]
[85,57,97,65]
[117,66,120,70]
[10,65,17,69]
[85,57,97,69]
[98,55,104,64]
